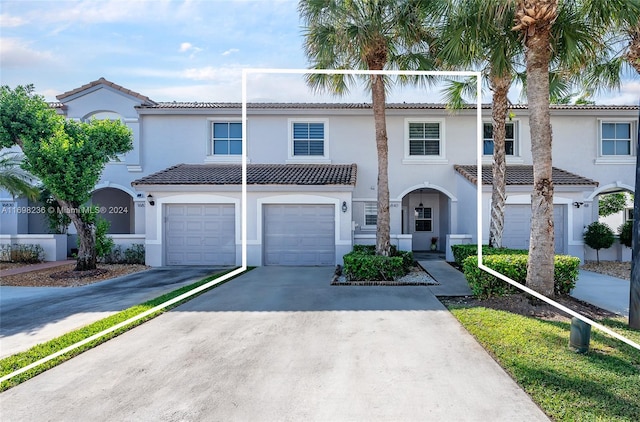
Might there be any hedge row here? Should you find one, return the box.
[462,254,580,298]
[343,245,413,281]
[450,244,528,266]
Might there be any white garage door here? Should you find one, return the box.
[503,204,565,254]
[263,204,335,266]
[165,204,235,266]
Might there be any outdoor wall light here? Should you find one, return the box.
[342,201,348,213]
[147,194,155,206]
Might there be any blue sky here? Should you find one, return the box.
[1,0,638,104]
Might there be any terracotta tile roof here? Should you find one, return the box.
[132,163,357,186]
[139,102,640,111]
[454,165,599,186]
[56,77,156,106]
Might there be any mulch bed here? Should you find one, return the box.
[49,268,109,279]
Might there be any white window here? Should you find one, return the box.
[364,202,377,227]
[601,122,632,156]
[483,122,518,156]
[403,119,446,164]
[414,207,432,232]
[211,122,242,156]
[288,119,330,163]
[626,208,634,222]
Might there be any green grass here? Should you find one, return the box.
[448,306,640,421]
[1,267,249,391]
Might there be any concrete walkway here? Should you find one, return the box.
[0,259,75,277]
[571,270,630,316]
[0,266,549,421]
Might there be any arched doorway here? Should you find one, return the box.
[400,187,452,251]
[91,187,134,234]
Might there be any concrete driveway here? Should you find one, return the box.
[0,267,226,358]
[0,266,549,421]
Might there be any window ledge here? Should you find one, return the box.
[402,158,448,165]
[482,156,524,164]
[286,158,331,164]
[204,155,248,163]
[594,157,636,165]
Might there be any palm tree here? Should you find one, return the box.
[0,151,38,200]
[439,0,597,251]
[299,0,442,256]
[511,0,559,297]
[439,0,522,248]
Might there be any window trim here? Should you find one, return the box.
[482,120,520,155]
[205,118,243,163]
[414,206,433,232]
[363,202,377,228]
[595,118,636,165]
[403,118,447,164]
[287,118,330,163]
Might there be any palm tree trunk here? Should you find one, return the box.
[626,26,640,74]
[488,74,511,248]
[523,9,556,297]
[371,73,391,257]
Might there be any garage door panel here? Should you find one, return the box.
[263,204,335,266]
[504,205,565,254]
[165,204,235,266]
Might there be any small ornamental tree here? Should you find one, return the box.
[0,85,133,271]
[584,221,615,264]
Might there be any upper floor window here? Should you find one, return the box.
[287,119,329,163]
[483,122,517,156]
[293,122,325,156]
[212,122,242,155]
[403,119,446,164]
[364,202,377,227]
[409,122,441,156]
[601,122,632,156]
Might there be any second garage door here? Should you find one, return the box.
[165,204,235,266]
[503,204,565,254]
[263,204,335,266]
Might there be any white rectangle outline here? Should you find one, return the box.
[3,68,636,385]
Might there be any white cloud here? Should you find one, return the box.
[222,48,239,56]
[0,38,55,67]
[595,81,640,105]
[179,42,193,52]
[0,13,26,27]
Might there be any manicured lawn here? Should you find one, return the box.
[1,268,248,391]
[449,306,640,421]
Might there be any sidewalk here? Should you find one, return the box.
[0,260,75,277]
[571,270,630,316]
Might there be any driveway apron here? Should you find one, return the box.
[0,266,549,421]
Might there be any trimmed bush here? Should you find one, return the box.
[584,221,615,264]
[619,220,632,248]
[101,244,145,265]
[342,245,413,281]
[0,244,45,263]
[95,218,114,260]
[450,244,528,266]
[463,254,580,298]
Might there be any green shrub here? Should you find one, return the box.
[343,245,413,281]
[619,220,632,248]
[101,244,145,265]
[95,217,114,260]
[463,254,580,298]
[0,244,45,263]
[124,244,145,264]
[584,221,615,263]
[450,244,528,265]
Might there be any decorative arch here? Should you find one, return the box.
[82,110,123,122]
[586,181,634,202]
[92,181,138,200]
[395,182,458,202]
